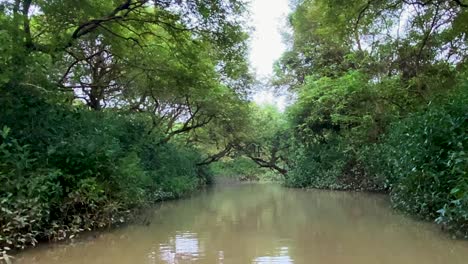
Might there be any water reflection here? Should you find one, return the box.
[15,184,468,264]
[159,232,202,263]
[253,247,294,263]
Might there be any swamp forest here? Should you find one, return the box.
[1,0,468,263]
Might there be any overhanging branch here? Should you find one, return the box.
[247,155,288,175]
[196,144,233,166]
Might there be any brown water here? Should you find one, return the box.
[15,184,468,264]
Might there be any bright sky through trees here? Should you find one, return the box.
[249,0,289,77]
[249,0,290,109]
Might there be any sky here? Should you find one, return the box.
[249,0,290,110]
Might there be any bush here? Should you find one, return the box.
[143,143,202,198]
[285,81,468,236]
[285,139,346,188]
[210,156,276,181]
[285,135,385,191]
[0,87,209,254]
[369,89,468,236]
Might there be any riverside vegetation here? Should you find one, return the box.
[0,0,254,259]
[1,0,468,261]
[271,0,468,238]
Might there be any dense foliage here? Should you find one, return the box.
[0,0,253,259]
[370,89,468,236]
[209,157,276,181]
[0,89,207,252]
[271,0,468,237]
[1,0,468,259]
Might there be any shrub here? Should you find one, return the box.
[285,138,349,188]
[363,87,468,236]
[0,88,209,254]
[210,156,277,181]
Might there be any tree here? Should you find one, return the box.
[239,104,291,175]
[1,0,253,144]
